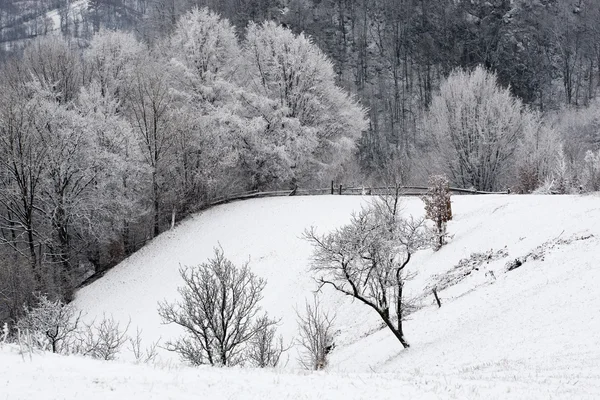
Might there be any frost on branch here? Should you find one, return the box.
[158,247,276,366]
[421,175,452,250]
[305,194,428,349]
[295,295,336,370]
[16,294,81,354]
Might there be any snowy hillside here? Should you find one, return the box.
[0,0,88,52]
[3,194,600,399]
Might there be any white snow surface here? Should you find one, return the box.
[3,194,600,399]
[46,1,88,34]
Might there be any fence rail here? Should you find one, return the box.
[207,183,508,208]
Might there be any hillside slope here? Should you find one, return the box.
[54,193,600,398]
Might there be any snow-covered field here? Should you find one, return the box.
[2,194,600,399]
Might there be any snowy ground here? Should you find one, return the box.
[2,194,600,399]
[46,0,88,34]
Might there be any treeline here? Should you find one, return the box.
[3,1,600,175]
[0,9,366,323]
[2,0,600,324]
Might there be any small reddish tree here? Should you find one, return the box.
[422,175,452,249]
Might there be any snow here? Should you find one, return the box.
[3,343,572,400]
[3,193,600,399]
[45,1,88,35]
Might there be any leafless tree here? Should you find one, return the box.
[16,293,81,353]
[158,247,276,366]
[295,295,336,370]
[128,327,160,364]
[73,314,130,360]
[124,58,174,238]
[305,196,427,349]
[246,315,288,368]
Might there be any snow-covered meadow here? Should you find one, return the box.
[2,194,600,399]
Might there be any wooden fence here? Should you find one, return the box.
[208,183,508,208]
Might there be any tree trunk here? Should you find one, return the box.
[395,279,409,348]
[152,170,159,237]
[378,309,410,349]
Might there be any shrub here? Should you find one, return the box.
[295,296,336,370]
[422,175,452,249]
[158,247,276,366]
[16,294,81,353]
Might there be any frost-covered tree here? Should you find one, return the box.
[426,66,536,192]
[513,116,559,194]
[295,295,336,370]
[84,29,146,101]
[16,293,81,354]
[123,58,175,237]
[163,8,243,209]
[422,175,452,249]
[76,82,146,265]
[0,65,47,273]
[158,247,276,366]
[22,36,81,105]
[166,7,239,83]
[242,22,368,187]
[305,196,427,348]
[583,150,600,192]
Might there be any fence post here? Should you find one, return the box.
[432,287,442,308]
[331,181,334,195]
[339,184,343,195]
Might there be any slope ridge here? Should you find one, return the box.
[73,194,600,381]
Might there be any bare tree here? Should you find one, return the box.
[73,314,130,360]
[295,295,336,370]
[128,327,160,364]
[246,315,288,368]
[158,247,276,366]
[124,58,174,238]
[16,293,81,353]
[305,196,427,349]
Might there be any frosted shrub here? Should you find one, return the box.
[421,175,452,250]
[246,316,287,368]
[295,296,336,370]
[583,150,600,192]
[16,294,81,354]
[72,315,130,360]
[158,247,276,366]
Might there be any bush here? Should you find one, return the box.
[246,315,287,368]
[295,296,336,370]
[16,294,81,354]
[128,327,160,364]
[158,247,276,366]
[72,315,130,360]
[421,175,452,249]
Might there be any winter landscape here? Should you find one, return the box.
[2,1,600,399]
[3,194,600,399]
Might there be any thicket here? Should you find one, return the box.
[0,8,366,325]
